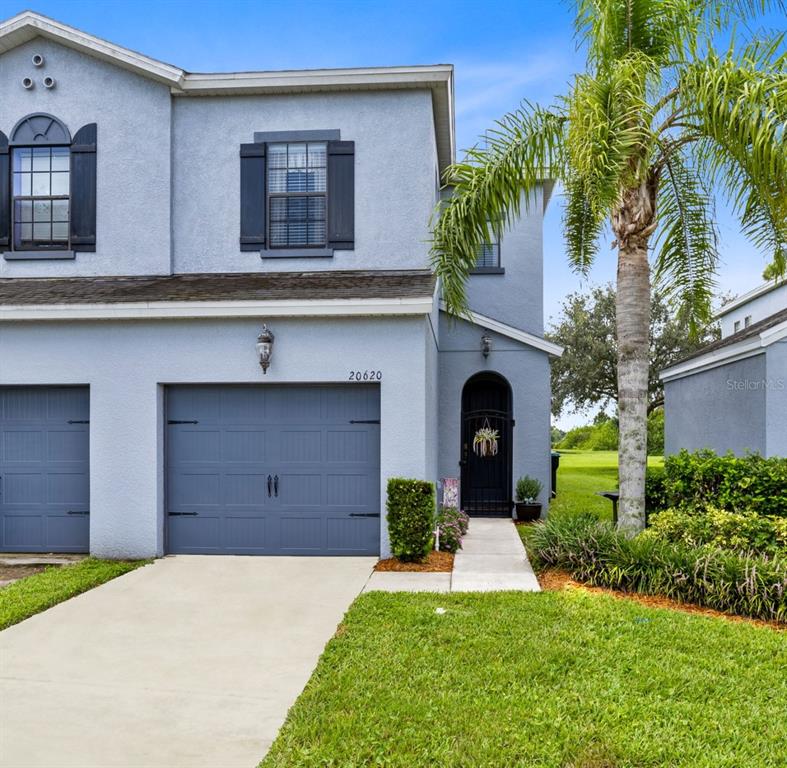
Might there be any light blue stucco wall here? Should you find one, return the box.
[765,341,787,457]
[171,90,439,273]
[0,38,172,277]
[664,355,767,456]
[0,314,435,558]
[437,313,552,510]
[465,189,545,336]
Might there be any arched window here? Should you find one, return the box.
[9,114,72,250]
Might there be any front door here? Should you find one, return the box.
[460,373,513,517]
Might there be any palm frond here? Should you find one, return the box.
[652,149,719,330]
[677,41,787,263]
[431,104,567,316]
[563,175,606,273]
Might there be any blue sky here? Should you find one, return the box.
[1,0,781,426]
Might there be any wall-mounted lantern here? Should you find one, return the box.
[256,324,275,373]
[481,332,492,358]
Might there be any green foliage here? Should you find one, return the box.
[0,558,149,631]
[644,466,669,513]
[550,426,566,446]
[515,475,543,502]
[528,514,787,622]
[435,507,469,553]
[647,407,665,455]
[547,285,720,418]
[386,478,436,562]
[664,450,787,517]
[643,504,786,555]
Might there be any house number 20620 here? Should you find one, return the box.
[349,370,382,381]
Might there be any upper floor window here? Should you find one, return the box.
[473,223,502,272]
[744,315,752,328]
[734,320,741,333]
[12,146,70,249]
[1,114,97,258]
[267,142,327,248]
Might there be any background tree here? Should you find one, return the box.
[548,284,720,418]
[431,0,786,530]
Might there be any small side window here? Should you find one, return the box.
[734,320,741,333]
[744,315,752,328]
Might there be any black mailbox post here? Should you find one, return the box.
[550,451,561,498]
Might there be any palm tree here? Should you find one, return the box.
[431,0,786,531]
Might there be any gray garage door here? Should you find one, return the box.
[166,385,381,555]
[0,387,90,553]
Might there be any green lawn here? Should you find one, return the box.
[0,558,149,630]
[262,591,786,768]
[551,449,663,520]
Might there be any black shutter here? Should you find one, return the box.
[0,131,9,249]
[327,140,355,250]
[70,123,97,252]
[240,143,266,251]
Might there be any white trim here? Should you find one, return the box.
[440,303,563,356]
[0,13,455,170]
[714,278,787,318]
[0,11,184,85]
[0,296,435,322]
[660,318,787,381]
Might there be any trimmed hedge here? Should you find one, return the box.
[528,514,787,623]
[657,450,787,517]
[386,478,435,561]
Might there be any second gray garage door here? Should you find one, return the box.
[166,385,380,555]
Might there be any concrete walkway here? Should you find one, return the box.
[364,519,540,593]
[0,555,375,768]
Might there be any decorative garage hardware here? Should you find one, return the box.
[349,419,380,424]
[274,475,279,497]
[68,419,90,424]
[168,419,199,425]
[481,332,492,358]
[350,513,381,518]
[267,475,272,497]
[67,510,89,515]
[473,420,500,458]
[256,324,275,373]
[169,512,198,516]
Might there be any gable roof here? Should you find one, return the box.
[0,11,455,170]
[660,306,787,381]
[714,277,787,318]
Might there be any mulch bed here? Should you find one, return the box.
[0,564,49,582]
[537,568,784,631]
[375,551,454,572]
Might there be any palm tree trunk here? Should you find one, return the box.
[613,181,656,532]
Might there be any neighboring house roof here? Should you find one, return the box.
[660,306,787,381]
[714,277,787,318]
[0,11,455,170]
[438,302,564,357]
[0,270,437,320]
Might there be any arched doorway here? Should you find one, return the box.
[460,372,513,517]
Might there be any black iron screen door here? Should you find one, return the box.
[460,372,513,517]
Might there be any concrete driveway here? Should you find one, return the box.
[0,556,374,768]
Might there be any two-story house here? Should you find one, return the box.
[0,11,560,558]
[661,278,787,458]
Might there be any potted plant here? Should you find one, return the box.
[514,476,543,521]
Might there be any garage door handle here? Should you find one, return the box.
[349,420,380,424]
[68,420,90,424]
[169,512,198,516]
[67,510,90,515]
[274,475,279,497]
[349,513,380,518]
[267,475,272,497]
[168,420,199,425]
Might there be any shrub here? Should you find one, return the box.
[664,450,787,517]
[528,514,787,623]
[386,478,435,562]
[435,507,469,553]
[644,466,669,514]
[643,505,785,556]
[515,476,543,502]
[647,408,664,456]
